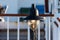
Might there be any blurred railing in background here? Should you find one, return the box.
[0,14,54,40]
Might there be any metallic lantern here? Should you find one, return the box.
[24,4,40,31]
[24,4,40,40]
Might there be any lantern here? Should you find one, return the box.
[24,4,40,40]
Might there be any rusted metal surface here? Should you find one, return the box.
[0,14,54,17]
[45,0,49,13]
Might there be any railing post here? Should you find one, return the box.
[28,24,30,40]
[17,17,20,40]
[38,21,40,40]
[49,17,51,40]
[7,17,9,40]
[45,17,48,40]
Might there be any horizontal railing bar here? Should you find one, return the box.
[0,14,54,17]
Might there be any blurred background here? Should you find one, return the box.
[0,0,45,22]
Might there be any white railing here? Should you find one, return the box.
[0,14,54,40]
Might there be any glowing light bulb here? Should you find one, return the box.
[28,20,38,31]
[31,20,36,23]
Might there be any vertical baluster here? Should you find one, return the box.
[50,17,52,40]
[38,21,40,40]
[49,17,51,40]
[17,17,20,40]
[7,17,9,40]
[28,24,30,40]
[45,17,47,40]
